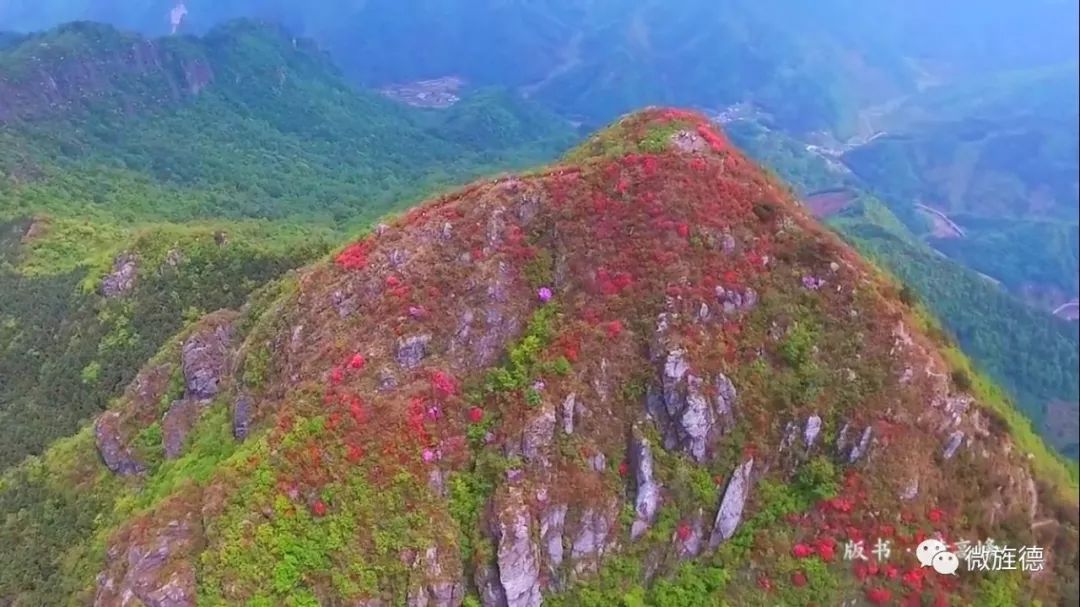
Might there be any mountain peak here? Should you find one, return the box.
[564,107,734,163]
[64,110,1076,605]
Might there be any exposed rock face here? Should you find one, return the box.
[629,430,661,540]
[539,501,568,582]
[162,399,201,459]
[397,334,432,369]
[160,317,236,458]
[714,373,737,432]
[232,394,253,440]
[944,430,965,460]
[848,426,873,463]
[714,285,757,314]
[560,393,577,434]
[95,411,145,476]
[496,489,542,607]
[521,403,557,464]
[407,546,464,607]
[180,321,234,400]
[474,563,508,607]
[670,129,709,153]
[101,253,138,298]
[94,498,201,607]
[710,458,754,547]
[331,288,359,318]
[804,415,822,448]
[570,500,618,576]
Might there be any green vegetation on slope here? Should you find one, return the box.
[832,198,1080,454]
[730,122,1080,458]
[0,20,578,470]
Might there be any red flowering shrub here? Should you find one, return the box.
[816,537,837,562]
[642,156,658,176]
[928,508,944,523]
[902,568,924,591]
[329,366,343,385]
[865,587,891,605]
[606,320,624,337]
[348,396,366,424]
[468,407,485,424]
[827,497,855,514]
[348,353,365,370]
[676,522,692,542]
[335,242,370,270]
[596,268,634,296]
[346,444,364,463]
[792,543,815,558]
[756,576,772,591]
[312,500,328,517]
[618,461,629,476]
[656,108,701,123]
[431,371,458,397]
[696,123,729,153]
[791,571,807,588]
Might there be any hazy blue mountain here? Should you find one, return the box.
[4,1,1077,135]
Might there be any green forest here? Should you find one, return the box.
[0,20,578,470]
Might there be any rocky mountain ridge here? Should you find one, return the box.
[0,108,1075,606]
[29,109,1071,606]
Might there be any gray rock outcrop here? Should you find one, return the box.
[629,430,661,540]
[95,411,145,476]
[496,489,542,607]
[101,253,138,298]
[396,334,432,369]
[709,458,754,548]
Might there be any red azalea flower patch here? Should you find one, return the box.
[348,353,365,370]
[815,537,837,562]
[335,242,370,270]
[468,407,485,424]
[432,370,459,397]
[792,543,815,558]
[865,587,891,605]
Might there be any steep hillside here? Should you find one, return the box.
[1,109,1075,606]
[729,119,1080,459]
[0,19,577,470]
